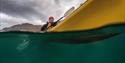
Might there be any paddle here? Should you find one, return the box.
[55,7,75,23]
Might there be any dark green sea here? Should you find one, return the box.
[0,24,125,63]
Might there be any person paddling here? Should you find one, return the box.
[41,16,57,31]
[41,7,75,32]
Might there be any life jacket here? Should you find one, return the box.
[47,22,53,30]
[41,22,57,31]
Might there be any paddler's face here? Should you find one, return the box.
[49,18,54,23]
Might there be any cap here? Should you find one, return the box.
[49,16,54,20]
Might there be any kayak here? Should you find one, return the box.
[48,0,125,32]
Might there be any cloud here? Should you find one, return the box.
[0,0,86,30]
[0,13,42,29]
[0,0,46,20]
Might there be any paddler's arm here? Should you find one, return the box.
[53,17,63,26]
[41,23,48,31]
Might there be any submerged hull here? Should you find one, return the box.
[0,24,125,63]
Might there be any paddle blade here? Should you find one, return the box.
[64,7,75,17]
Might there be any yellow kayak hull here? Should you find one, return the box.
[48,0,125,32]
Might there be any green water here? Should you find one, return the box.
[0,24,125,63]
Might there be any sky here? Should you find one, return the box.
[0,0,86,30]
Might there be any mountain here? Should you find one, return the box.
[2,23,42,32]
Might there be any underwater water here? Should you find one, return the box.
[0,24,125,63]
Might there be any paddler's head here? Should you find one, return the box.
[48,16,54,23]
